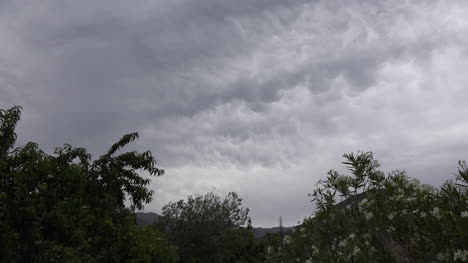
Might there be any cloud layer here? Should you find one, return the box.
[1,0,468,226]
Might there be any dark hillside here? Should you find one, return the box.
[136,212,160,226]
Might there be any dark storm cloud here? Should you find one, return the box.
[1,0,303,147]
[2,0,468,226]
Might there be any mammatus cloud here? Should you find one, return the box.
[1,0,468,226]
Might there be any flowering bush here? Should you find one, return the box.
[269,152,468,262]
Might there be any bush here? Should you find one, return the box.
[269,152,468,262]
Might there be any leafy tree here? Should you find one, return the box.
[269,152,468,262]
[0,106,177,262]
[159,191,262,262]
[128,225,178,263]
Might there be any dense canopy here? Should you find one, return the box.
[0,106,177,262]
[1,106,467,262]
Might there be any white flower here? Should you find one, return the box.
[352,246,360,256]
[453,249,468,261]
[338,239,346,248]
[283,235,291,244]
[267,246,273,254]
[365,211,373,220]
[349,233,355,239]
[305,258,312,263]
[364,241,370,246]
[360,198,368,206]
[420,212,427,218]
[461,211,468,218]
[432,207,441,219]
[410,178,420,186]
[388,212,396,220]
[420,184,434,192]
[311,245,319,256]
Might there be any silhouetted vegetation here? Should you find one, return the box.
[158,192,265,262]
[0,106,177,262]
[267,152,468,262]
[1,106,467,262]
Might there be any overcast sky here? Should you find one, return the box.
[1,0,468,226]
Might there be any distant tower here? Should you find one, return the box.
[279,216,284,241]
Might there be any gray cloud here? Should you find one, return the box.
[1,0,468,226]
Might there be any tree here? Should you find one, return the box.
[128,225,178,263]
[0,106,177,262]
[269,152,468,262]
[159,191,261,262]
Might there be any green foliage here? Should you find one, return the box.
[3,105,467,262]
[128,225,178,263]
[269,152,468,262]
[0,106,22,157]
[0,106,176,262]
[159,192,263,262]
